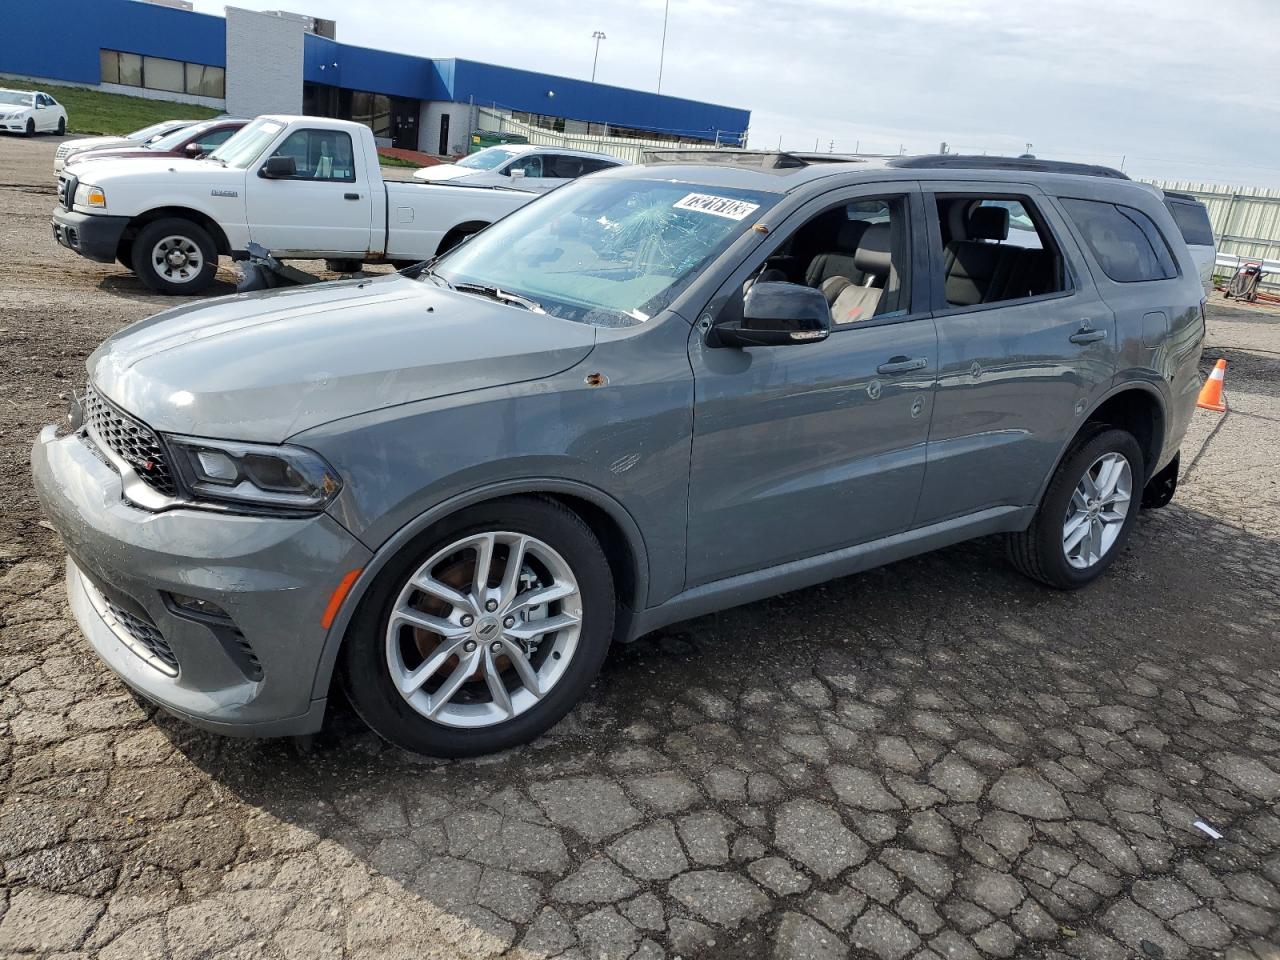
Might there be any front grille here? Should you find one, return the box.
[82,386,178,496]
[57,174,76,211]
[102,597,179,676]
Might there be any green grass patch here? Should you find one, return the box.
[378,153,420,168]
[0,76,220,136]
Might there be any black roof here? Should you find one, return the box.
[640,148,867,170]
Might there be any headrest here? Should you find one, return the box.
[968,206,1009,241]
[836,219,868,251]
[853,223,892,276]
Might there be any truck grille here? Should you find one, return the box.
[82,386,178,497]
[57,174,77,210]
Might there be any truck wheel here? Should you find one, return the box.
[340,496,615,757]
[116,242,134,272]
[1006,426,1143,590]
[324,259,363,274]
[133,218,218,295]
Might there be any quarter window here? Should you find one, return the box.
[269,129,357,182]
[1165,199,1214,247]
[1060,198,1178,283]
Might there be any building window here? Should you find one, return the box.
[100,49,225,99]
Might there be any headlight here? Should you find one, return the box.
[73,183,106,209]
[165,435,343,512]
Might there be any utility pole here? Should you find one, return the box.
[657,0,670,93]
[591,31,606,83]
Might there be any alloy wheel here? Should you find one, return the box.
[1062,452,1132,569]
[385,531,582,728]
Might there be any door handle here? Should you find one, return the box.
[876,356,928,375]
[1069,328,1107,345]
[344,192,360,201]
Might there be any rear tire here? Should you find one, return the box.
[1006,426,1144,589]
[132,218,218,295]
[340,496,615,757]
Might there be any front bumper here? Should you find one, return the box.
[32,425,372,736]
[51,206,129,263]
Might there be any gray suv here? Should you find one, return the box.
[33,154,1206,756]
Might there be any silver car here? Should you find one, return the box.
[33,154,1206,756]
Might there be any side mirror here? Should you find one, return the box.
[711,282,831,348]
[184,143,204,158]
[260,155,296,179]
[509,167,526,179]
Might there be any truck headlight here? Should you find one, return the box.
[74,183,107,209]
[165,435,343,512]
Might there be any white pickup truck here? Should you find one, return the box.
[51,116,539,294]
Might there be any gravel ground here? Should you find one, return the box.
[2,133,1279,960]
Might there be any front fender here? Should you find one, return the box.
[308,476,652,701]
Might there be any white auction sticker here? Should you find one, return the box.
[673,193,760,221]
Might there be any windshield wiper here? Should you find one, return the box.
[453,282,544,313]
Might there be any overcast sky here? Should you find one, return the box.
[195,0,1280,186]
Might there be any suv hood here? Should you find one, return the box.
[87,274,596,443]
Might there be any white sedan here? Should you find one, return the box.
[414,144,624,194]
[0,88,68,137]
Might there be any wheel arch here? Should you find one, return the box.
[122,207,232,259]
[435,220,489,256]
[309,478,651,701]
[1034,382,1167,508]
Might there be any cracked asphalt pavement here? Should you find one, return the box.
[2,134,1279,959]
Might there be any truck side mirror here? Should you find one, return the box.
[260,155,296,179]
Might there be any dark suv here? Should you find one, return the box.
[33,153,1205,756]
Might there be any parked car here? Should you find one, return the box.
[1162,190,1216,293]
[55,119,196,172]
[51,115,541,294]
[414,143,625,193]
[33,154,1205,756]
[65,118,248,170]
[0,88,67,137]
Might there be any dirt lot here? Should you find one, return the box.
[1,133,1279,960]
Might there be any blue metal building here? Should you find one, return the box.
[0,0,750,153]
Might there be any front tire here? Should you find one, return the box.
[24,119,34,137]
[56,117,66,136]
[132,218,218,294]
[340,496,615,757]
[1006,426,1143,589]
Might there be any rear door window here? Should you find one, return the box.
[1060,198,1178,283]
[1165,199,1214,247]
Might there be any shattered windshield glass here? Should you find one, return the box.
[432,178,776,326]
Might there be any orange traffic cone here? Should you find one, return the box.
[1197,359,1227,413]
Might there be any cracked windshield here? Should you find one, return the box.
[432,179,776,325]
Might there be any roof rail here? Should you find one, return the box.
[888,155,1130,180]
[641,148,865,169]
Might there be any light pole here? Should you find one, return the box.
[657,0,670,93]
[591,31,606,83]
